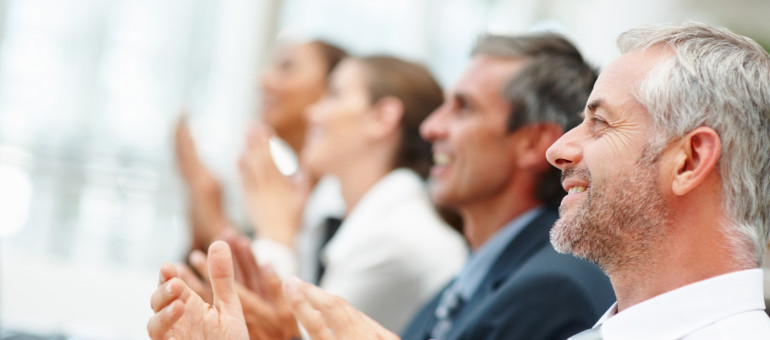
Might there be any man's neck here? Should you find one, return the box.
[608,222,751,312]
[460,195,540,251]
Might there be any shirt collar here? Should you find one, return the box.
[453,207,544,301]
[596,268,766,340]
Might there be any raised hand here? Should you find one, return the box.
[180,233,300,340]
[175,259,213,304]
[175,115,229,250]
[147,241,248,340]
[238,125,309,246]
[283,277,401,340]
[223,232,272,298]
[238,280,300,340]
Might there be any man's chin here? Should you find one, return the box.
[549,218,576,255]
[549,215,592,258]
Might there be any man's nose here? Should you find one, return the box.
[420,104,449,142]
[546,125,583,170]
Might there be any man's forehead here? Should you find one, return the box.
[450,56,522,99]
[599,46,671,88]
[583,47,670,117]
[463,56,522,81]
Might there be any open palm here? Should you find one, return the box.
[148,241,249,340]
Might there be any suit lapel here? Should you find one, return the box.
[400,280,450,340]
[485,208,558,291]
[446,208,559,338]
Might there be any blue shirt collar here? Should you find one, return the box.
[452,206,544,301]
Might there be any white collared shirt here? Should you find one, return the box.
[593,269,770,339]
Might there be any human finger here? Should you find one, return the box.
[159,262,178,286]
[188,249,210,283]
[259,264,283,304]
[176,264,212,303]
[290,277,358,332]
[253,126,278,180]
[150,277,188,313]
[147,299,184,340]
[291,277,398,339]
[207,240,243,315]
[283,277,335,340]
[231,236,262,293]
[220,228,248,286]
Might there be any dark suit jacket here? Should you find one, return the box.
[401,208,615,340]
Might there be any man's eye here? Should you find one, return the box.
[279,60,294,72]
[453,99,471,115]
[591,117,609,134]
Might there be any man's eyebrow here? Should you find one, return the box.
[586,99,602,112]
[578,99,601,119]
[455,92,473,107]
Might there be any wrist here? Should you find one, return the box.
[263,228,296,247]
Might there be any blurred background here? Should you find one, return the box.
[0,0,768,338]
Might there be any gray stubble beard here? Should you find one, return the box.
[550,150,671,275]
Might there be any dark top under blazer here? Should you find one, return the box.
[401,208,615,340]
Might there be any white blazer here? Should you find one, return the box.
[320,169,468,332]
[252,175,345,280]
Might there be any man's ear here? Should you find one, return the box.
[670,127,721,196]
[513,123,564,171]
[367,96,404,139]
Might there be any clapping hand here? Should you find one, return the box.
[283,277,401,340]
[147,241,249,340]
[239,124,310,246]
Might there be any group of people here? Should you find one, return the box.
[148,21,770,340]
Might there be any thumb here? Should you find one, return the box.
[207,240,243,316]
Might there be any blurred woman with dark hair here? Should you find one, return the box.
[239,55,467,333]
[175,40,348,278]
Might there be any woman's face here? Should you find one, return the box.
[260,42,328,135]
[301,59,371,175]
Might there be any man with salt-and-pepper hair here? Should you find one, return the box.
[556,22,770,339]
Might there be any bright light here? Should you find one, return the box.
[0,164,33,237]
[269,137,298,176]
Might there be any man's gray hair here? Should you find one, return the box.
[618,22,770,266]
[472,33,595,132]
